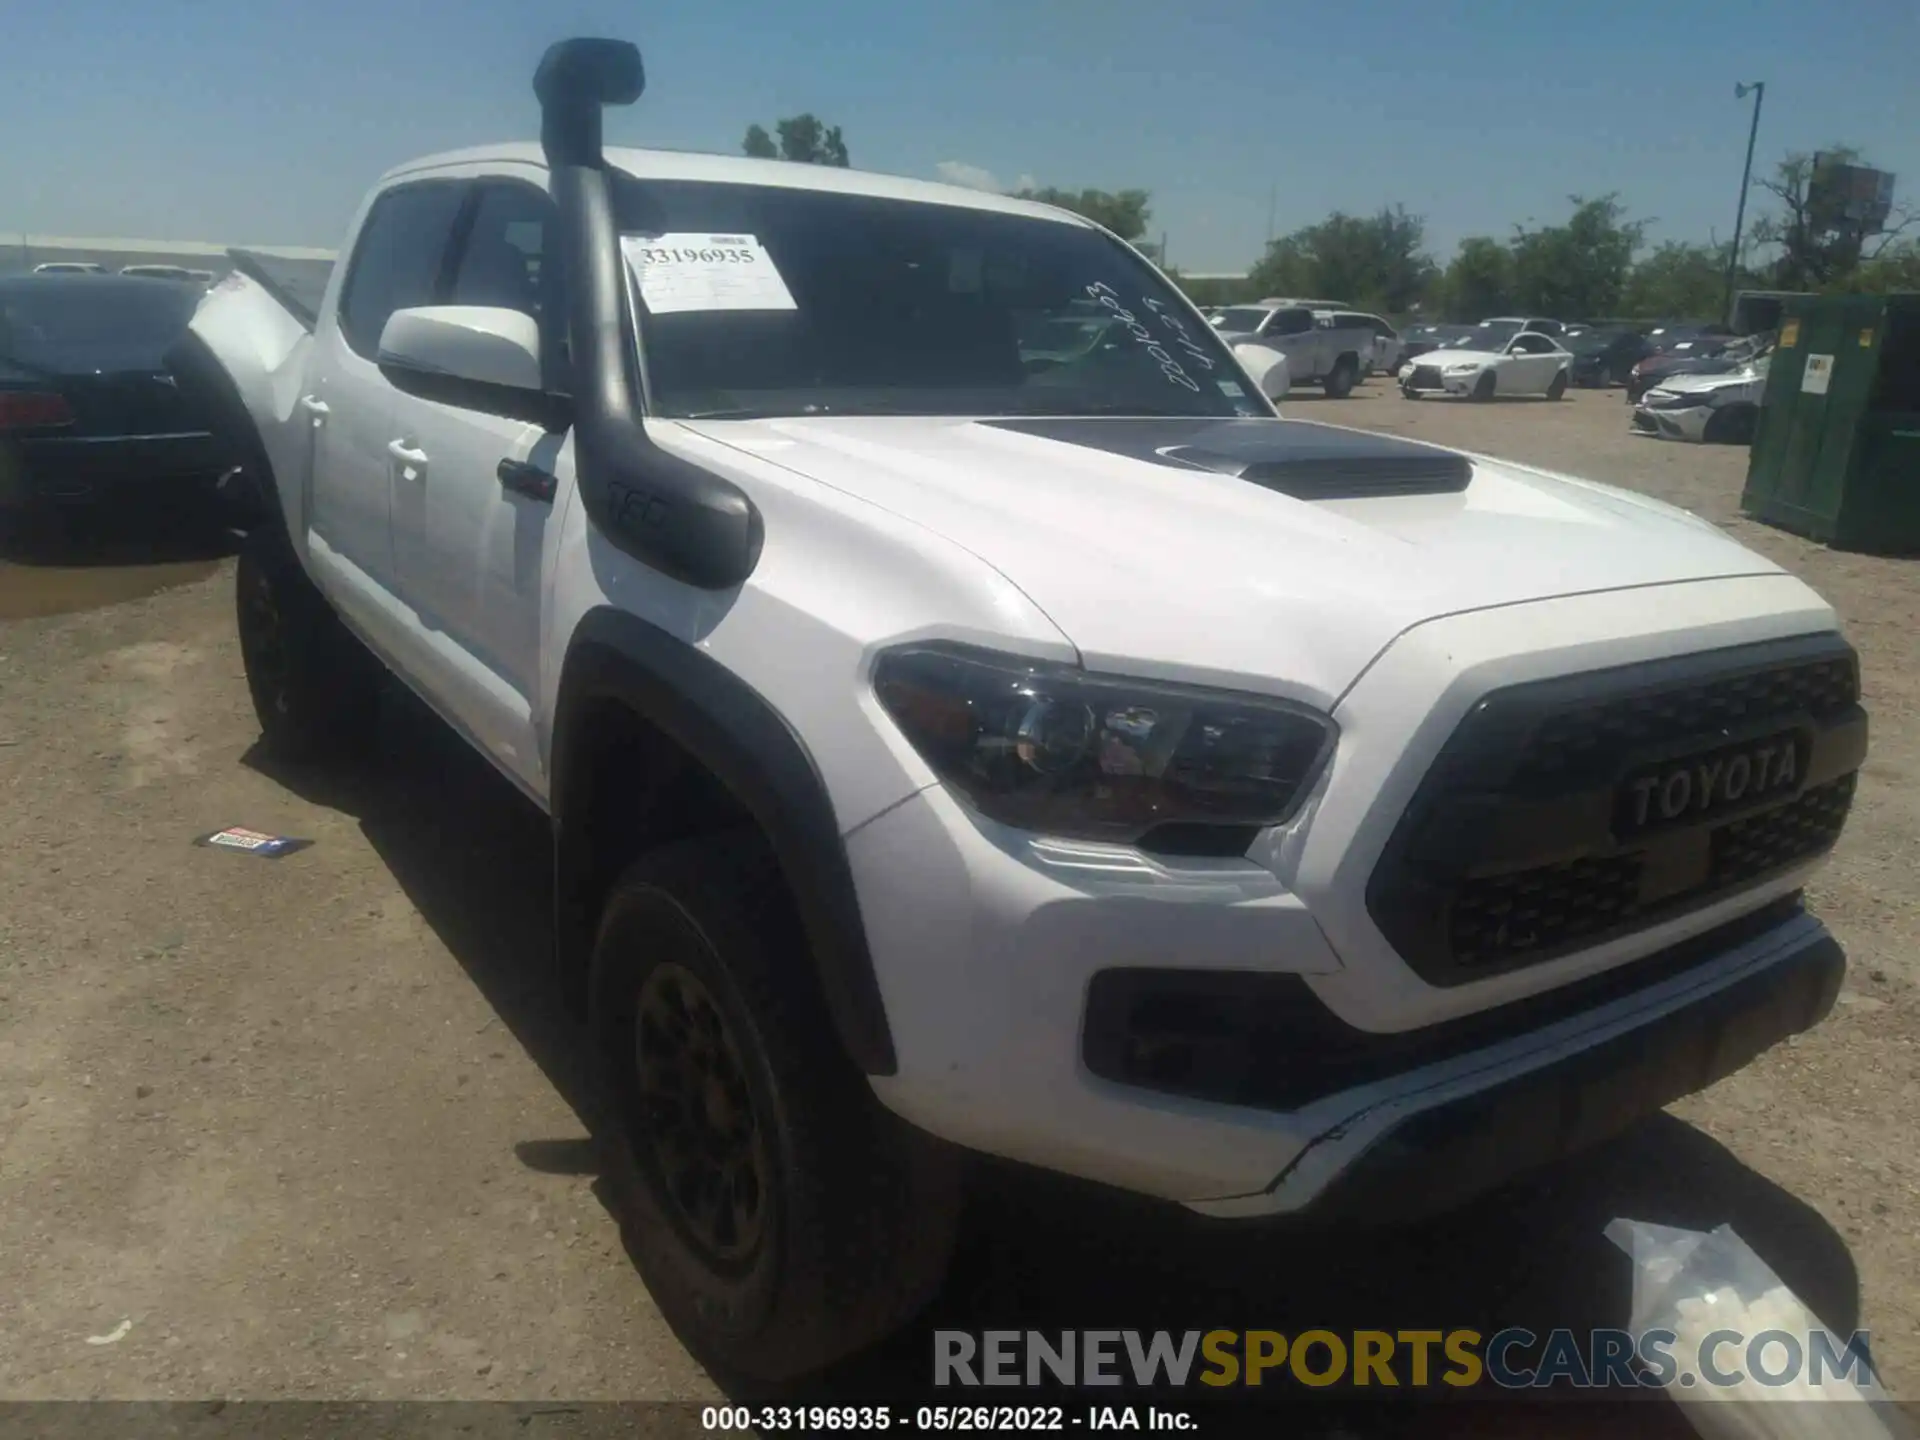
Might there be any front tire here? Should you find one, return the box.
[1472,372,1497,402]
[1546,370,1569,401]
[1322,356,1358,399]
[235,526,381,762]
[1703,405,1759,445]
[589,835,962,1383]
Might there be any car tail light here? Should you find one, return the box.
[0,391,74,429]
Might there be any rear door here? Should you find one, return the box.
[305,180,466,613]
[1262,307,1317,379]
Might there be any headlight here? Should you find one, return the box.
[1443,362,1482,374]
[872,643,1335,843]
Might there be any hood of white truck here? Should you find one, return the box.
[678,413,1781,708]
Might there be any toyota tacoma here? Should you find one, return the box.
[168,37,1867,1383]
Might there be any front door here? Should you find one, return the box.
[388,177,569,791]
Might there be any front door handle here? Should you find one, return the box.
[497,458,556,503]
[300,395,329,424]
[387,439,429,467]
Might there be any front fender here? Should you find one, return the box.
[550,606,898,1075]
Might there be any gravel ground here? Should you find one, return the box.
[0,382,1914,1428]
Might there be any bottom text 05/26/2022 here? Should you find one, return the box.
[701,1405,1200,1432]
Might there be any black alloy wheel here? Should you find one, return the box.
[632,960,772,1267]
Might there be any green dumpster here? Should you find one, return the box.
[1742,291,1920,554]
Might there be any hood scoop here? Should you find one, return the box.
[983,416,1473,499]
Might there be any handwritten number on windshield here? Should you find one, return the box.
[1084,282,1202,392]
[1141,297,1219,371]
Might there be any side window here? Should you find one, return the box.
[447,183,569,391]
[336,182,467,359]
[1269,308,1314,338]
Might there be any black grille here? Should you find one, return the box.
[1713,773,1856,885]
[1449,854,1644,965]
[1407,364,1443,389]
[1367,635,1867,985]
[1518,654,1857,785]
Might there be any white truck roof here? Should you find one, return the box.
[380,144,1094,230]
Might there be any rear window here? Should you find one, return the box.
[1215,307,1273,332]
[0,282,197,357]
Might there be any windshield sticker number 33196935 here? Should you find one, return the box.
[1084,282,1215,392]
[621,234,799,316]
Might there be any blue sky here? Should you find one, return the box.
[3,0,1914,272]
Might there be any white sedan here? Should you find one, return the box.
[1399,329,1573,400]
[1632,358,1770,443]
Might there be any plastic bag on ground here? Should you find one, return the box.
[1606,1217,1916,1440]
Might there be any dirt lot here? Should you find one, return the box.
[1,383,1915,1427]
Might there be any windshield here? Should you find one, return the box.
[0,281,198,361]
[614,180,1263,420]
[1442,324,1519,351]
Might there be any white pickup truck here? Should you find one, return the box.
[172,37,1866,1382]
[1207,301,1376,396]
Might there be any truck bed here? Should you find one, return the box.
[226,249,332,334]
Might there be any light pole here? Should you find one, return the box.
[1725,80,1766,321]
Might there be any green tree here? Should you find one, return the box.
[1852,241,1920,293]
[1508,195,1644,319]
[1434,236,1514,321]
[1622,241,1732,319]
[1015,187,1153,243]
[1750,147,1914,290]
[1245,206,1435,314]
[741,114,850,166]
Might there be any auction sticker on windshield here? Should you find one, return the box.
[621,234,797,315]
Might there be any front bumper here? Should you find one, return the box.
[1401,365,1483,396]
[852,577,1854,1213]
[0,431,226,508]
[1632,401,1713,441]
[1268,908,1841,1224]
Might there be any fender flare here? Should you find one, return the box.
[550,606,897,1076]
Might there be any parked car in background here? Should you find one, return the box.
[1330,312,1402,376]
[1210,304,1375,396]
[1400,327,1574,400]
[121,265,205,283]
[32,262,109,276]
[1567,327,1652,388]
[1633,355,1771,444]
[1480,314,1565,338]
[1395,322,1473,371]
[1626,332,1769,404]
[0,274,223,517]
